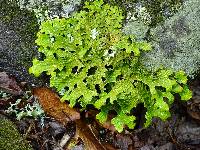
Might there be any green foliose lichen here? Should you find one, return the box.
[29,0,192,132]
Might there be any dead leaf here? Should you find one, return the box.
[0,72,23,95]
[102,143,119,150]
[75,119,107,150]
[100,119,117,133]
[0,98,13,110]
[33,87,80,125]
[33,88,121,150]
[86,110,117,132]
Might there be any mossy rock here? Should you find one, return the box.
[122,21,149,40]
[141,0,200,78]
[0,0,48,85]
[18,0,82,22]
[106,0,182,26]
[0,115,32,150]
[120,0,183,42]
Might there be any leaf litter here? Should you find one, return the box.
[1,72,200,150]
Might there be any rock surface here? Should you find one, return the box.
[0,0,48,85]
[18,0,82,23]
[141,0,200,78]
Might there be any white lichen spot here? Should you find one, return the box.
[59,88,66,96]
[103,50,116,60]
[109,51,116,57]
[90,28,99,39]
[50,36,55,43]
[6,97,44,120]
[67,34,74,43]
[135,5,151,24]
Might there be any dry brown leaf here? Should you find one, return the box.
[102,143,119,150]
[86,110,117,132]
[75,119,106,150]
[100,119,117,133]
[33,87,80,125]
[33,87,117,150]
[0,72,23,95]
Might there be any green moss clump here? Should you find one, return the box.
[0,0,38,43]
[0,116,32,150]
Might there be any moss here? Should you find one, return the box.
[29,0,192,132]
[0,116,32,150]
[0,0,39,43]
[0,0,39,66]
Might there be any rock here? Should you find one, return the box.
[0,0,48,86]
[109,0,182,27]
[0,115,32,150]
[140,145,156,150]
[122,21,149,40]
[18,0,82,23]
[175,120,200,147]
[140,142,174,150]
[141,0,200,78]
[158,142,174,150]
